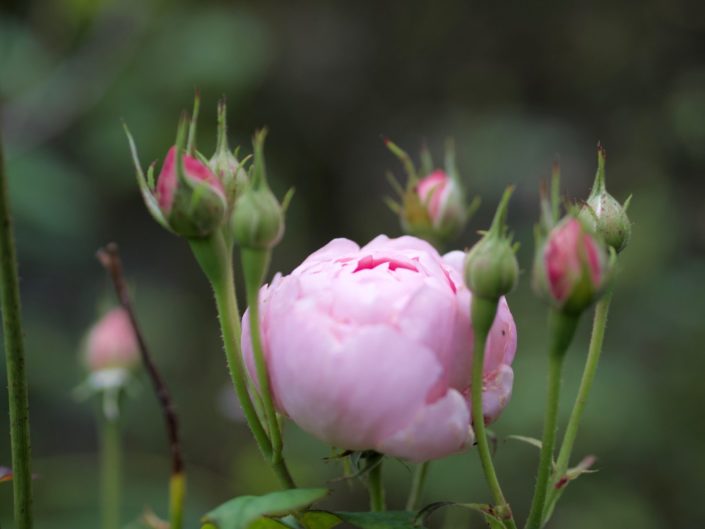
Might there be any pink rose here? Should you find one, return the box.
[84,308,140,372]
[242,235,517,462]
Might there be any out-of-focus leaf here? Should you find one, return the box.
[201,488,328,529]
[305,511,419,529]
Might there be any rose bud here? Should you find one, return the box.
[577,144,632,253]
[209,98,249,207]
[533,217,609,315]
[464,187,519,301]
[384,139,478,248]
[84,308,139,373]
[125,106,227,239]
[232,129,289,250]
[78,308,140,419]
[241,235,517,462]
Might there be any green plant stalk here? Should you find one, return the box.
[190,236,271,458]
[100,416,121,529]
[169,472,186,529]
[541,292,613,524]
[368,460,386,512]
[471,297,517,529]
[190,236,294,489]
[405,462,429,511]
[524,310,579,529]
[241,248,284,464]
[0,133,33,529]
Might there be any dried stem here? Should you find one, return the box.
[97,243,185,529]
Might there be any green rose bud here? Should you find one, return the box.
[577,144,632,253]
[464,187,519,300]
[231,130,287,250]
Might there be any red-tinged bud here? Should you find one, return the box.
[125,98,227,239]
[155,145,227,237]
[533,217,609,315]
[84,308,139,373]
[384,138,477,248]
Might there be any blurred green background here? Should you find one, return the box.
[1,0,704,527]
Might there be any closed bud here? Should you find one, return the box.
[533,217,608,315]
[84,308,139,373]
[577,144,631,253]
[209,98,249,207]
[125,96,227,239]
[232,187,284,249]
[385,139,477,247]
[156,145,227,237]
[232,130,285,250]
[464,187,519,299]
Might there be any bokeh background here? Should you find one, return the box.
[1,0,704,527]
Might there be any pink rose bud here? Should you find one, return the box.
[385,139,476,247]
[535,217,608,315]
[416,170,466,230]
[153,146,226,237]
[84,308,140,373]
[125,103,227,239]
[241,235,517,462]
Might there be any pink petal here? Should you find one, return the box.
[377,388,471,462]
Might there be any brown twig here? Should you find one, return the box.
[97,243,183,475]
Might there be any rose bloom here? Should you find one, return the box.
[242,236,516,462]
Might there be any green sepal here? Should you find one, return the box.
[123,123,173,233]
[186,89,201,154]
[201,488,329,529]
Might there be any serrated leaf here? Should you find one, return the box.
[201,488,329,529]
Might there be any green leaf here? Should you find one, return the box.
[415,502,510,529]
[201,488,329,529]
[297,511,341,529]
[301,511,419,529]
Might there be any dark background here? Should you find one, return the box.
[1,0,704,527]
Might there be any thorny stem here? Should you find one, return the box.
[190,235,295,489]
[97,244,185,529]
[524,310,579,529]
[471,297,517,529]
[241,248,286,467]
[0,129,33,529]
[542,292,613,525]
